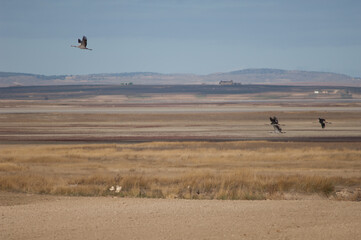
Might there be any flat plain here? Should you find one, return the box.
[1,85,361,239]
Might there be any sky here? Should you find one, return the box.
[1,0,361,77]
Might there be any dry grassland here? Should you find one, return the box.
[1,141,360,200]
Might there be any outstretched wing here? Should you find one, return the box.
[273,124,282,133]
[82,36,87,47]
[269,116,279,125]
[274,117,278,124]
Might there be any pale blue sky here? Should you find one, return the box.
[1,0,361,77]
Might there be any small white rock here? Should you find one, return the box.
[115,186,122,193]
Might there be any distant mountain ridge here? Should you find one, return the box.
[228,68,289,75]
[0,69,360,87]
[207,68,360,86]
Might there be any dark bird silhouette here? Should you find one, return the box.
[270,116,279,125]
[71,36,92,50]
[269,116,284,133]
[318,118,331,129]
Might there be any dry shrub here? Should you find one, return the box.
[0,162,25,172]
[298,176,334,195]
[260,175,335,196]
[69,175,114,186]
[334,188,361,201]
[52,185,106,196]
[121,175,149,191]
[0,174,56,194]
[172,171,336,199]
[149,189,164,198]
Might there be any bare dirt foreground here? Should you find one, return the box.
[0,192,360,240]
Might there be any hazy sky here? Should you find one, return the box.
[1,0,361,77]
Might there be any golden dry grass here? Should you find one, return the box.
[0,141,360,200]
[0,162,25,172]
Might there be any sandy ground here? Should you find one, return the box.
[1,192,360,240]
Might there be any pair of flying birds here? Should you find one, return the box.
[71,36,92,50]
[269,116,331,133]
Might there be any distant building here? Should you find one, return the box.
[314,90,331,94]
[219,80,234,85]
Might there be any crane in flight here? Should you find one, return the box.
[71,36,92,50]
[318,118,331,129]
[269,116,285,133]
[269,116,279,125]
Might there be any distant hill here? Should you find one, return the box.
[0,69,360,87]
[0,72,67,87]
[205,69,361,86]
